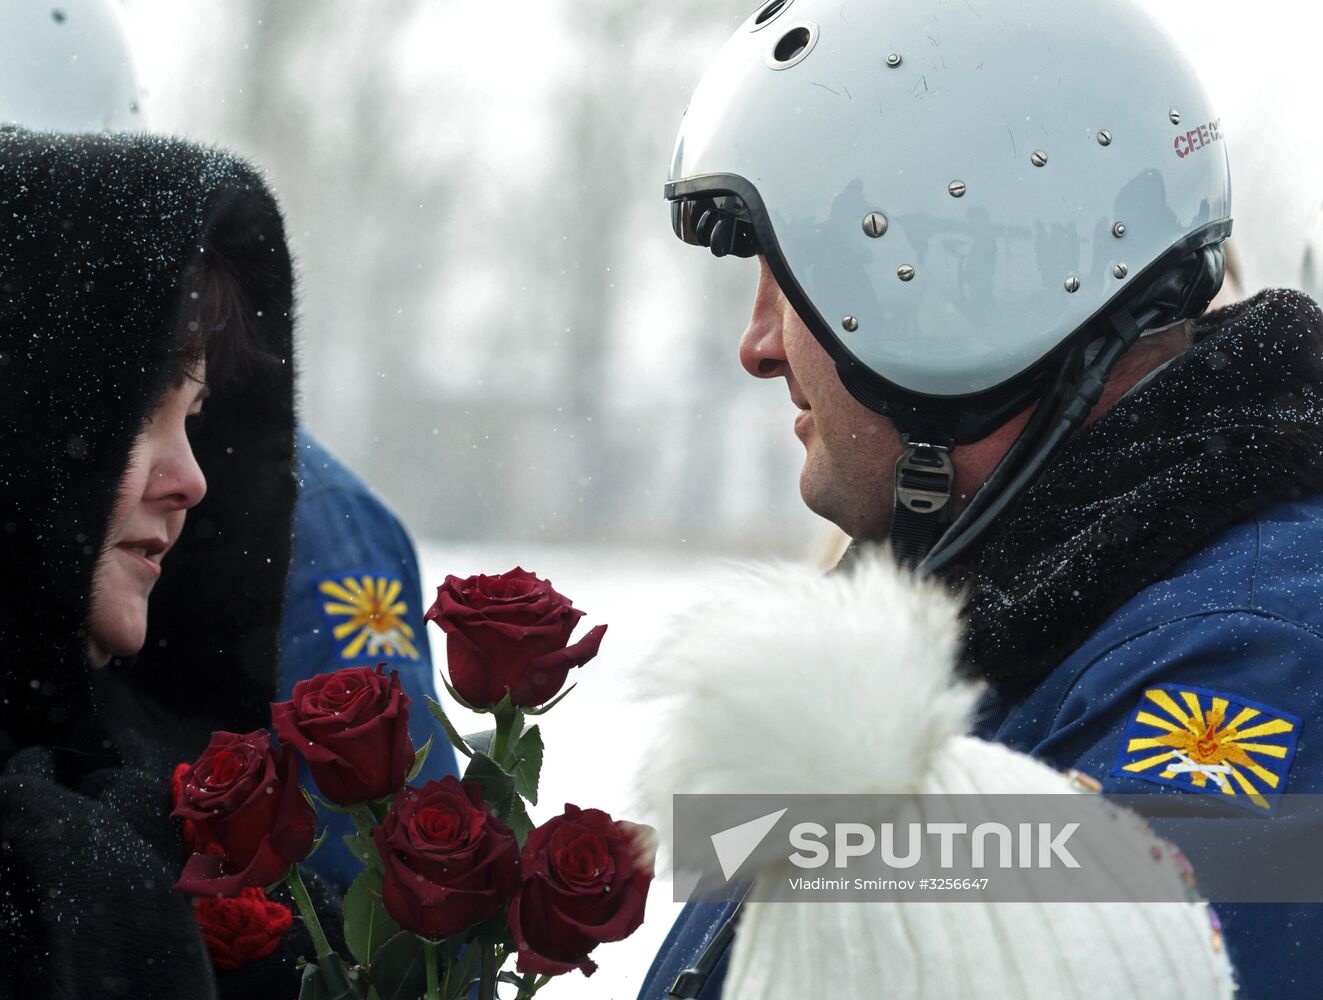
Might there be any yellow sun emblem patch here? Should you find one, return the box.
[1112,684,1301,813]
[318,574,421,662]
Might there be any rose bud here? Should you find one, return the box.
[173,730,317,898]
[424,567,607,709]
[508,805,655,977]
[271,664,415,805]
[373,776,520,939]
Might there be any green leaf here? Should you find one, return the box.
[367,931,428,1000]
[304,826,332,863]
[497,970,529,990]
[323,954,371,1000]
[510,725,544,806]
[308,789,360,815]
[462,729,495,757]
[298,962,332,1000]
[462,752,516,816]
[405,735,434,783]
[343,869,403,967]
[427,696,474,758]
[508,796,535,848]
[298,956,370,1000]
[343,832,381,871]
[444,944,484,1000]
[522,682,577,716]
[438,674,481,713]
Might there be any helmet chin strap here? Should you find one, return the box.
[890,443,955,566]
[901,302,1162,575]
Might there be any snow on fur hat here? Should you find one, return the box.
[637,554,1235,1000]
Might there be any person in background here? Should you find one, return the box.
[0,0,460,894]
[281,433,459,890]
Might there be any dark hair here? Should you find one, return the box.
[166,241,280,390]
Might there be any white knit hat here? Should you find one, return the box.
[636,555,1236,1000]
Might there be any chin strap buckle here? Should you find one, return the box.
[891,443,954,566]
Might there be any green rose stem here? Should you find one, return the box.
[489,707,524,767]
[422,938,441,1000]
[285,864,334,960]
[478,945,501,1000]
[350,804,385,872]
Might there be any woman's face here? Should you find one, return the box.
[86,362,209,666]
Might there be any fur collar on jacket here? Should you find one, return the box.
[949,288,1323,690]
[0,130,297,773]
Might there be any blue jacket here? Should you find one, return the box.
[638,290,1323,1000]
[279,431,459,891]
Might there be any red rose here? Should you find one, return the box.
[194,887,293,970]
[171,762,224,858]
[172,731,317,897]
[509,805,654,977]
[373,776,521,939]
[424,567,607,708]
[271,664,415,805]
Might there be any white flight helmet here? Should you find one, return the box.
[668,0,1231,566]
[0,0,144,132]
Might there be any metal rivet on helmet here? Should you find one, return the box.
[898,265,916,282]
[1112,222,1127,238]
[1031,150,1048,167]
[1170,109,1181,124]
[1097,129,1112,146]
[1064,276,1080,293]
[1114,263,1128,279]
[948,181,966,198]
[862,212,889,238]
[842,315,859,331]
[886,52,902,68]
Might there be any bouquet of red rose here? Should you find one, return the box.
[171,568,654,1000]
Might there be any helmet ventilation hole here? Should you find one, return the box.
[753,0,792,28]
[774,27,810,63]
[766,24,818,69]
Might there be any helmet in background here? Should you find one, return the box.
[0,0,143,132]
[668,0,1231,566]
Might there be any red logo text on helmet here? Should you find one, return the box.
[1174,120,1223,159]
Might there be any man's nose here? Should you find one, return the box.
[739,258,789,379]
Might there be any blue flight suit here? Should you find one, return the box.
[638,494,1323,999]
[279,430,459,892]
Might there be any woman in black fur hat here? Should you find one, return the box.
[0,129,340,998]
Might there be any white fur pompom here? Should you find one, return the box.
[634,552,980,845]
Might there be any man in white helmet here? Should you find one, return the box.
[642,1,1323,997]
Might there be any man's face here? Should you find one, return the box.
[739,257,905,540]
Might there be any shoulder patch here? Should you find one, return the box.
[317,573,421,662]
[1112,684,1301,813]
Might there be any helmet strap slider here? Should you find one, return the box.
[890,442,954,566]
